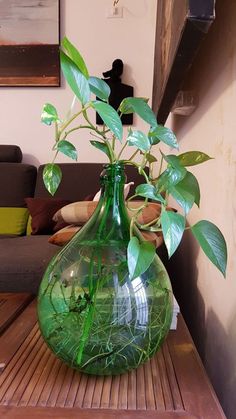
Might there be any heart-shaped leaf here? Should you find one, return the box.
[43,163,62,196]
[41,103,60,126]
[62,37,89,79]
[169,184,195,214]
[57,140,77,161]
[90,140,112,160]
[89,77,110,101]
[191,220,227,277]
[161,210,185,257]
[119,97,157,127]
[127,236,156,279]
[135,184,165,203]
[127,130,150,152]
[60,51,90,105]
[175,171,200,207]
[92,100,123,141]
[177,151,213,166]
[149,126,179,149]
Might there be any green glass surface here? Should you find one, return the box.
[38,164,173,375]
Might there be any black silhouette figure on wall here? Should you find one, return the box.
[96,59,134,125]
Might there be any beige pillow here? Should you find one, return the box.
[53,201,162,226]
[49,224,163,248]
[48,225,81,246]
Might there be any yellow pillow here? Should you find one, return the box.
[0,207,29,235]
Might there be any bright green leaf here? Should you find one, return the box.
[62,37,89,79]
[135,184,165,203]
[57,140,77,161]
[92,100,123,141]
[127,236,156,279]
[119,97,157,127]
[161,210,185,257]
[127,130,150,152]
[157,166,187,191]
[149,126,179,149]
[90,140,112,160]
[177,151,213,167]
[145,153,157,163]
[43,164,62,196]
[89,77,111,101]
[191,220,227,277]
[60,51,90,105]
[41,103,60,126]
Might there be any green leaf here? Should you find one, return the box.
[161,210,185,257]
[127,130,150,152]
[90,140,112,160]
[56,140,77,161]
[135,184,165,203]
[88,77,110,101]
[92,100,123,141]
[43,164,62,196]
[62,37,89,79]
[176,171,200,207]
[145,153,157,163]
[41,103,60,126]
[157,166,187,191]
[127,236,156,279]
[177,151,213,166]
[149,126,179,149]
[169,184,195,214]
[60,51,90,105]
[191,220,227,277]
[119,97,157,127]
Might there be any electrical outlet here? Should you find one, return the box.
[107,6,123,19]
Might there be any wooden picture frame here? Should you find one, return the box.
[0,0,60,87]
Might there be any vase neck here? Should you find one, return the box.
[99,163,126,207]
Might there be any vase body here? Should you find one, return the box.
[38,163,173,375]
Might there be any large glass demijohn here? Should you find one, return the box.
[38,163,173,375]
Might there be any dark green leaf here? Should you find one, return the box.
[191,220,227,277]
[90,140,112,160]
[62,37,89,79]
[127,130,150,152]
[135,184,165,203]
[60,51,90,105]
[169,184,195,214]
[127,236,156,279]
[157,166,187,190]
[92,100,123,141]
[161,210,185,257]
[177,151,213,166]
[149,126,179,149]
[89,77,110,101]
[119,97,157,127]
[176,171,200,207]
[41,103,60,125]
[43,164,62,196]
[57,140,77,161]
[163,154,183,170]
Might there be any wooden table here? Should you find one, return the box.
[0,293,225,418]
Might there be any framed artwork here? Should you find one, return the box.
[0,0,60,87]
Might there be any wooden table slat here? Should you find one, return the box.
[0,294,226,418]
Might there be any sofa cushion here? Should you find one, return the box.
[0,207,29,235]
[0,235,60,294]
[0,163,37,207]
[0,145,22,162]
[25,198,70,235]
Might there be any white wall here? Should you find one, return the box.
[0,0,157,166]
[167,1,236,417]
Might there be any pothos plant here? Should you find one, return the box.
[41,37,227,280]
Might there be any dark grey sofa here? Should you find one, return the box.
[0,145,147,294]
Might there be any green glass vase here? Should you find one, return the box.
[37,163,173,375]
